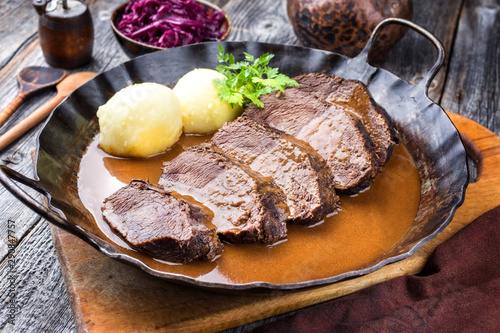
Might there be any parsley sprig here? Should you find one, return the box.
[213,45,298,108]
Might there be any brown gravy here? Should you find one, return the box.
[78,134,420,285]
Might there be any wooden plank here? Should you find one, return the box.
[223,0,298,45]
[380,0,464,102]
[0,0,55,263]
[84,0,129,69]
[0,221,76,332]
[0,0,39,69]
[0,178,42,261]
[440,0,500,136]
[49,113,500,333]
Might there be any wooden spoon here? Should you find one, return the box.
[0,71,97,151]
[0,66,67,127]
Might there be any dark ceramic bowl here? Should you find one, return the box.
[0,19,468,291]
[110,0,231,58]
[286,0,413,59]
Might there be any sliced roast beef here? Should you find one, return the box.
[159,144,289,244]
[211,117,340,224]
[101,180,223,263]
[294,73,397,166]
[244,88,378,193]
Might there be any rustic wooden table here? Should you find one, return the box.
[0,0,498,332]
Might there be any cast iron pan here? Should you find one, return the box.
[0,19,468,291]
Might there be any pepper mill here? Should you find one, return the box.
[33,0,94,69]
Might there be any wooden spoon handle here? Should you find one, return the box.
[0,94,25,127]
[0,93,65,151]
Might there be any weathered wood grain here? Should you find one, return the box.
[441,0,500,136]
[0,0,39,69]
[223,0,298,45]
[0,221,75,333]
[380,0,465,102]
[85,0,130,70]
[0,14,56,264]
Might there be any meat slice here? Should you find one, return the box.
[244,88,378,193]
[159,144,289,244]
[294,73,397,166]
[211,117,340,224]
[101,180,223,263]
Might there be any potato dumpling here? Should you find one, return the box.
[173,68,242,134]
[97,82,182,158]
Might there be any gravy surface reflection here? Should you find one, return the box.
[78,133,420,285]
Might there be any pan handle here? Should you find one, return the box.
[0,164,111,252]
[354,17,445,94]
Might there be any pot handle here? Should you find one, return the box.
[353,17,445,95]
[0,164,111,252]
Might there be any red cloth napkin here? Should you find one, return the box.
[255,205,500,332]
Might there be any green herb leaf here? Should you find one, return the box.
[213,45,298,108]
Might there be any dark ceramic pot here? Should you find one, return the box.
[287,0,412,60]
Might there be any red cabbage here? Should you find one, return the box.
[117,0,227,48]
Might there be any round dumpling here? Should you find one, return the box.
[97,82,182,158]
[173,68,242,134]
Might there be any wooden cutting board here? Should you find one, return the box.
[50,112,500,332]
